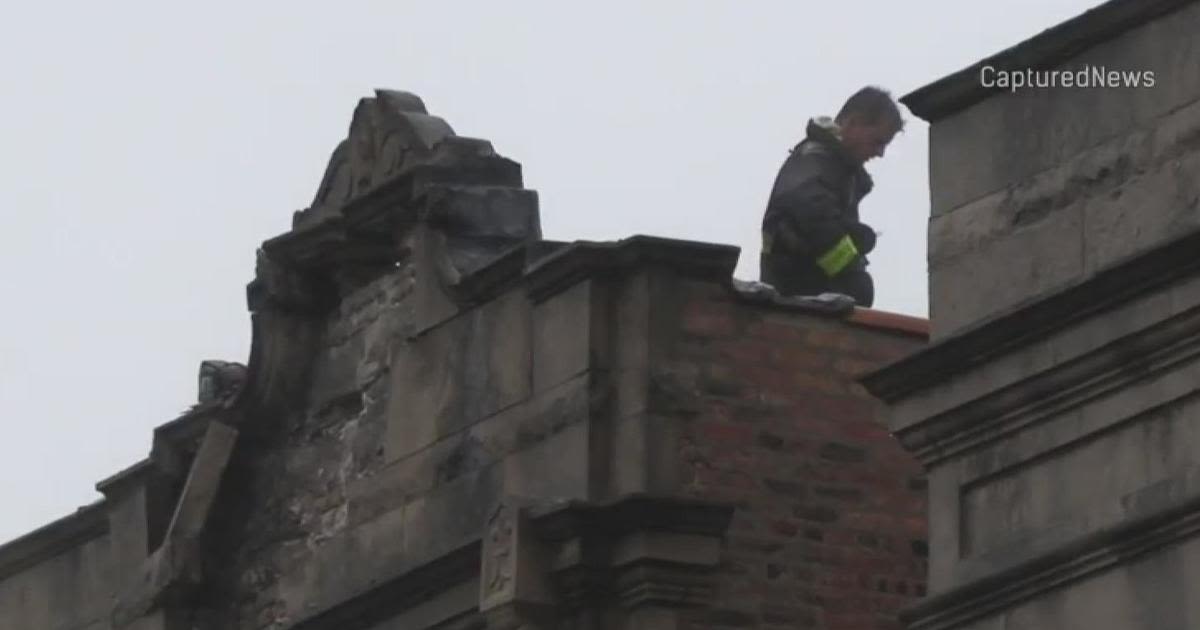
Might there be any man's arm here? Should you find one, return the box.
[767,167,866,277]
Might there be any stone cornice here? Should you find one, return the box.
[903,486,1200,630]
[286,495,735,629]
[896,301,1200,465]
[523,236,740,303]
[901,0,1195,121]
[95,458,155,497]
[527,493,735,541]
[522,494,735,611]
[862,228,1200,405]
[0,501,108,582]
[289,541,482,630]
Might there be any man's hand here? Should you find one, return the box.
[848,222,877,255]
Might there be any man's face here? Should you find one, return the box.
[840,116,899,164]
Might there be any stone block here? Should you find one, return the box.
[928,95,1200,336]
[608,411,685,498]
[928,2,1200,216]
[532,281,593,393]
[0,535,112,630]
[352,374,591,525]
[384,288,532,461]
[479,499,554,614]
[404,464,503,562]
[502,420,590,499]
[1082,147,1200,274]
[888,270,1200,439]
[959,361,1200,559]
[930,202,1084,337]
[276,504,409,620]
[942,532,1200,630]
[309,270,413,411]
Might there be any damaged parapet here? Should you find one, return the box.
[198,361,246,404]
[259,88,541,305]
[0,89,931,630]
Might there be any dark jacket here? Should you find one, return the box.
[759,117,877,306]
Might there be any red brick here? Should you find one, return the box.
[683,301,739,337]
[770,519,800,537]
[832,357,883,378]
[806,327,859,351]
[676,307,926,630]
[746,319,809,343]
[794,371,847,395]
[718,339,776,366]
[772,347,831,371]
[698,419,752,445]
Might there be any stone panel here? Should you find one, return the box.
[929,203,1084,336]
[928,1,1200,217]
[945,532,1200,630]
[385,288,532,461]
[352,374,591,527]
[961,388,1200,558]
[531,281,593,393]
[927,96,1200,336]
[275,465,501,624]
[0,534,113,630]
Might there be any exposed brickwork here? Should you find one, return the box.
[672,283,927,630]
[0,87,933,630]
[208,269,417,628]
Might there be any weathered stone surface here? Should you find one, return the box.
[929,200,1084,337]
[1,87,932,630]
[927,94,1200,336]
[531,281,593,392]
[869,4,1200,629]
[385,288,532,462]
[927,1,1200,217]
[920,1,1200,338]
[0,524,111,630]
[296,90,456,229]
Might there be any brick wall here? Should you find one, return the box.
[671,282,928,630]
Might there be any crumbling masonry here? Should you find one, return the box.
[0,89,929,629]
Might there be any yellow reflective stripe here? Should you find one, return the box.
[816,235,859,277]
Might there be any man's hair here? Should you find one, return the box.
[835,86,905,132]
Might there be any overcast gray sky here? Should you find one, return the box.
[0,0,1101,543]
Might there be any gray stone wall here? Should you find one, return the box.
[867,2,1200,629]
[925,1,1200,338]
[0,508,113,630]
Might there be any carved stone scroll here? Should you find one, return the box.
[296,89,457,229]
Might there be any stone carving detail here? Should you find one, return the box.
[197,360,247,404]
[296,89,456,229]
[483,503,516,600]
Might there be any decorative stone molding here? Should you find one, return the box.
[474,493,734,630]
[903,493,1200,630]
[296,90,456,230]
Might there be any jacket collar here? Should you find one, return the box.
[804,116,873,194]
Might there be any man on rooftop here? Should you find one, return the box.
[759,86,904,308]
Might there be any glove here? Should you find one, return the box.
[848,222,877,255]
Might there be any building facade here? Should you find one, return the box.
[865,0,1200,628]
[0,91,927,629]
